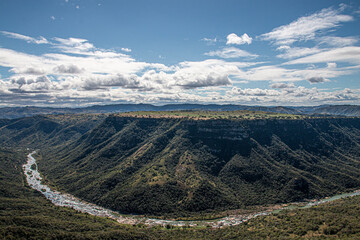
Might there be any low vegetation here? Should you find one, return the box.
[116,110,333,120]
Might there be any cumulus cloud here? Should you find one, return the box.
[152,59,253,90]
[10,75,53,91]
[205,47,258,58]
[11,77,27,85]
[176,73,231,89]
[226,33,252,45]
[270,82,295,89]
[261,6,353,45]
[80,74,141,90]
[10,67,45,75]
[53,64,83,74]
[0,28,359,107]
[1,31,49,44]
[230,87,280,96]
[171,59,259,89]
[225,86,359,105]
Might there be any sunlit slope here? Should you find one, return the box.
[32,113,360,216]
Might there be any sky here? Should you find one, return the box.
[0,0,359,107]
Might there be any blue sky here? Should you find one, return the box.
[0,0,359,107]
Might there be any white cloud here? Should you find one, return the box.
[0,40,352,95]
[276,46,323,59]
[226,86,359,105]
[1,29,359,107]
[230,87,280,96]
[261,6,353,45]
[121,48,132,52]
[1,73,359,106]
[79,74,143,90]
[53,37,95,54]
[1,31,49,44]
[327,62,337,68]
[319,36,358,47]
[205,47,258,58]
[285,46,360,65]
[51,16,55,20]
[53,64,83,74]
[201,37,217,45]
[0,48,50,69]
[270,82,295,89]
[150,59,253,90]
[226,33,252,45]
[176,74,231,89]
[233,64,353,83]
[10,67,45,75]
[0,40,253,96]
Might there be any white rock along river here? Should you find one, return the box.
[23,151,360,228]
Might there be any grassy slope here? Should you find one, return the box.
[1,148,360,239]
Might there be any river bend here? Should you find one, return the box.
[23,151,360,228]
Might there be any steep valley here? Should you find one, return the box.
[1,112,360,217]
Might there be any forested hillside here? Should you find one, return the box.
[1,112,359,216]
[1,147,360,239]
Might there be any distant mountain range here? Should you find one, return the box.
[1,104,360,119]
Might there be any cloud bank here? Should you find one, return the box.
[0,3,359,107]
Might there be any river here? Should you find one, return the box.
[23,151,360,228]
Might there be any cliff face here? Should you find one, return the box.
[2,114,360,215]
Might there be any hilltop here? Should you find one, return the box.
[115,110,354,120]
